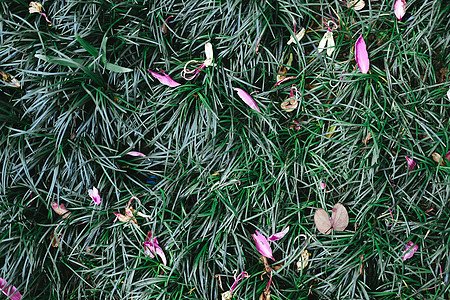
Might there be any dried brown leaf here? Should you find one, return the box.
[314,208,332,235]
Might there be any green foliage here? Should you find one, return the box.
[0,0,449,299]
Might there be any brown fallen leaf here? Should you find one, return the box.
[362,132,372,146]
[432,152,445,166]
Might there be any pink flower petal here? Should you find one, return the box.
[148,69,181,87]
[88,186,101,205]
[268,226,289,241]
[355,35,370,74]
[444,151,450,162]
[126,151,146,157]
[0,278,22,300]
[402,241,418,261]
[234,88,262,113]
[394,0,407,21]
[144,233,167,265]
[51,202,71,218]
[405,156,417,171]
[320,182,327,189]
[252,230,274,260]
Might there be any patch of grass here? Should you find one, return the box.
[1,0,449,299]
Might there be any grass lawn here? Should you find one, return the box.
[0,0,449,299]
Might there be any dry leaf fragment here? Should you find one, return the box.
[314,203,349,235]
[362,132,372,146]
[259,290,271,300]
[0,71,20,88]
[432,153,445,166]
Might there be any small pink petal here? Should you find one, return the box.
[252,230,274,260]
[148,69,181,87]
[126,151,146,157]
[405,156,417,171]
[444,151,450,162]
[0,278,22,300]
[234,88,262,113]
[394,0,407,21]
[88,186,101,205]
[320,182,327,189]
[144,233,167,265]
[403,241,418,261]
[268,226,289,241]
[355,35,370,74]
[51,202,71,218]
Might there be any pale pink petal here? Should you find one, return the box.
[320,182,327,189]
[234,88,262,113]
[126,151,146,157]
[444,151,450,162]
[403,241,418,261]
[394,0,407,21]
[405,156,417,171]
[51,202,71,218]
[252,230,274,260]
[88,186,101,205]
[0,278,22,300]
[148,69,181,87]
[268,226,289,241]
[355,35,370,74]
[144,233,167,265]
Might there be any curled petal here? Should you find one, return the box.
[268,226,289,241]
[126,151,146,157]
[394,0,407,21]
[252,231,274,260]
[148,69,181,87]
[144,233,167,265]
[51,202,71,218]
[203,42,214,67]
[281,98,298,112]
[234,88,261,113]
[88,186,101,205]
[355,35,370,74]
[0,278,22,300]
[405,156,416,171]
[403,241,418,261]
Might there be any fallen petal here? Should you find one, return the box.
[234,88,262,113]
[394,0,407,21]
[320,182,327,189]
[287,28,306,45]
[330,203,349,232]
[0,278,22,300]
[148,69,181,87]
[203,42,214,67]
[126,151,146,157]
[29,2,43,14]
[348,0,365,10]
[445,151,450,162]
[51,202,71,218]
[314,208,332,235]
[88,186,101,205]
[252,230,274,260]
[280,98,298,112]
[405,156,417,171]
[402,241,418,261]
[144,233,167,265]
[268,226,289,241]
[355,35,370,74]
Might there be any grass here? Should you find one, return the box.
[0,0,449,299]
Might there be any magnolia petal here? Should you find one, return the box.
[318,31,334,57]
[252,230,274,260]
[126,151,146,157]
[204,42,214,67]
[148,69,181,87]
[51,202,71,218]
[234,88,262,113]
[0,278,22,300]
[268,226,289,241]
[355,35,370,74]
[326,32,335,57]
[154,244,167,265]
[318,33,328,53]
[394,0,407,21]
[88,186,101,205]
[330,203,349,232]
[314,208,332,235]
[348,0,365,11]
[287,28,306,45]
[405,156,416,171]
[144,234,167,265]
[320,182,327,189]
[402,241,418,261]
